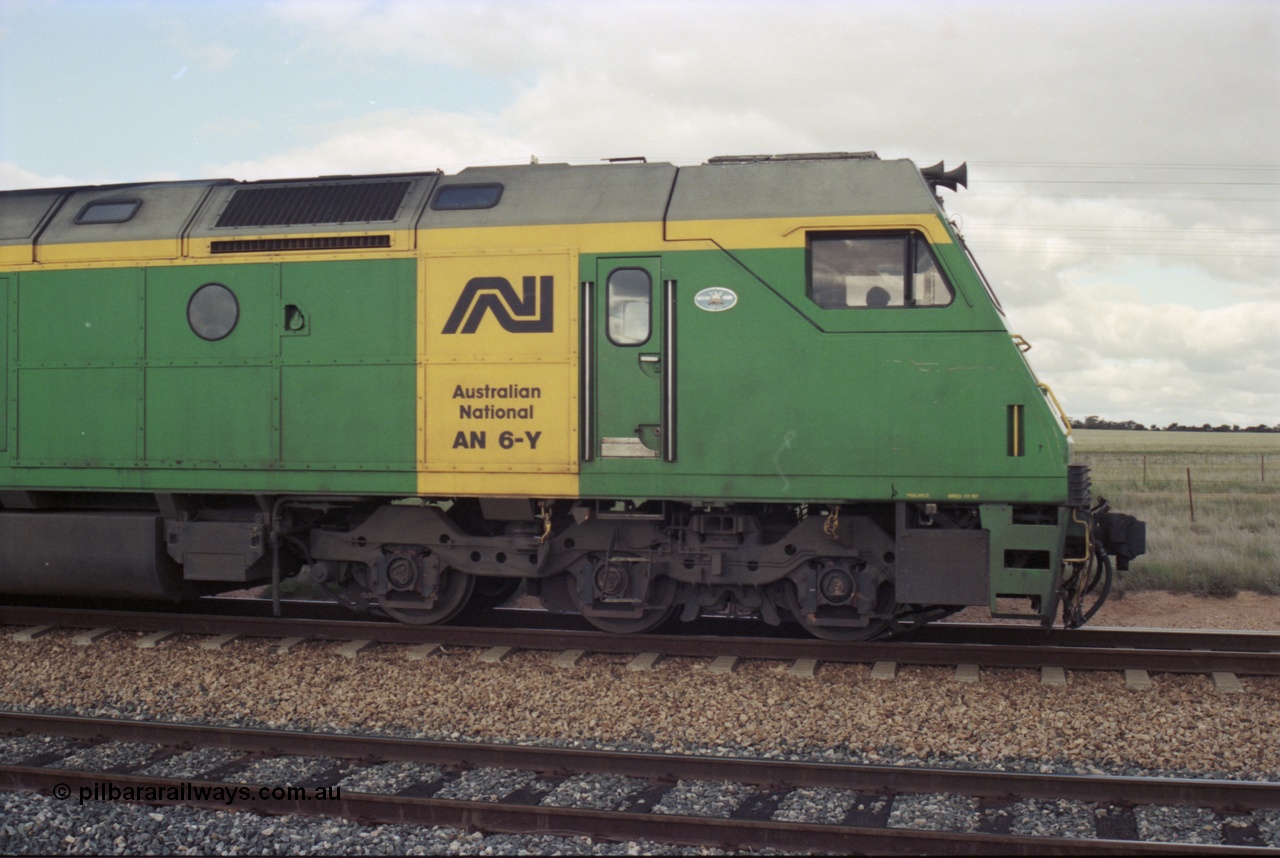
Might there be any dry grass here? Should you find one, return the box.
[1072,430,1280,596]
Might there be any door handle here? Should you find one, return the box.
[638,353,661,378]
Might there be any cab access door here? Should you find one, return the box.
[588,257,675,462]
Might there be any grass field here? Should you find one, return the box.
[1072,429,1279,596]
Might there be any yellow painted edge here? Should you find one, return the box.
[676,213,954,246]
[416,258,428,487]
[416,471,579,498]
[3,214,950,274]
[0,247,33,266]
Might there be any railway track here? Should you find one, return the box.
[2,711,1277,854]
[3,602,1279,678]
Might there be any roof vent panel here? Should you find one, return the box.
[215,181,412,228]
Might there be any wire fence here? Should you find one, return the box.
[1074,452,1273,492]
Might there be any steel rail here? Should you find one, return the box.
[3,712,1278,812]
[4,604,1280,676]
[8,601,1280,654]
[919,623,1280,653]
[8,600,1280,653]
[7,766,1267,855]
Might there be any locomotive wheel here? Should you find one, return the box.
[469,576,521,609]
[782,583,891,641]
[566,573,679,634]
[381,568,475,625]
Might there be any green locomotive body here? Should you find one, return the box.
[0,152,1143,637]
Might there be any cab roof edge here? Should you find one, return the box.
[705,151,880,164]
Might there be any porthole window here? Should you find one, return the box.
[75,199,141,225]
[187,283,239,341]
[430,183,503,210]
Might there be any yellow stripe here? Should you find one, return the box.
[2,231,418,271]
[420,214,953,255]
[671,213,955,247]
[416,471,579,498]
[35,238,185,265]
[3,215,952,274]
[0,247,32,267]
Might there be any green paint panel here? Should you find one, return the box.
[146,264,277,360]
[146,366,276,464]
[0,277,7,453]
[278,259,417,468]
[18,368,138,463]
[5,258,418,494]
[581,242,1069,504]
[280,259,416,361]
[19,268,141,363]
[981,503,1065,616]
[281,364,414,464]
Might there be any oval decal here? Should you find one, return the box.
[694,286,738,312]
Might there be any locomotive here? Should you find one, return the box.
[0,152,1144,639]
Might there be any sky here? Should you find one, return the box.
[1,0,1277,428]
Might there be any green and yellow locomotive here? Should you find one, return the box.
[0,152,1144,638]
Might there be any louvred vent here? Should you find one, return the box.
[215,181,412,228]
[210,235,392,254]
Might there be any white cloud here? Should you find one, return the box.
[0,162,77,189]
[208,109,534,179]
[6,0,1276,424]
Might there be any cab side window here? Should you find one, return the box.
[808,232,953,309]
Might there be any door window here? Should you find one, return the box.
[606,267,652,345]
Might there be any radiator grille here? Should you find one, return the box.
[209,235,392,254]
[215,181,412,228]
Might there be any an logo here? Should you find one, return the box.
[442,276,554,334]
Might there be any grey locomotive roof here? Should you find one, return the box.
[0,189,65,246]
[0,154,942,253]
[40,180,226,246]
[427,162,677,228]
[667,157,938,222]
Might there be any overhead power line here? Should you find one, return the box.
[971,161,1280,171]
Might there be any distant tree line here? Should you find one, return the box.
[1070,416,1280,433]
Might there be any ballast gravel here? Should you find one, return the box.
[650,779,755,818]
[0,734,77,765]
[233,755,346,787]
[45,741,158,773]
[770,787,861,824]
[539,774,649,811]
[336,761,444,795]
[1007,798,1097,839]
[0,790,735,856]
[1136,804,1226,845]
[137,747,246,780]
[1,626,1278,853]
[885,793,979,832]
[433,767,545,802]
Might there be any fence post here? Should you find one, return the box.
[1186,468,1195,523]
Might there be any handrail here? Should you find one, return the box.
[1038,382,1073,436]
